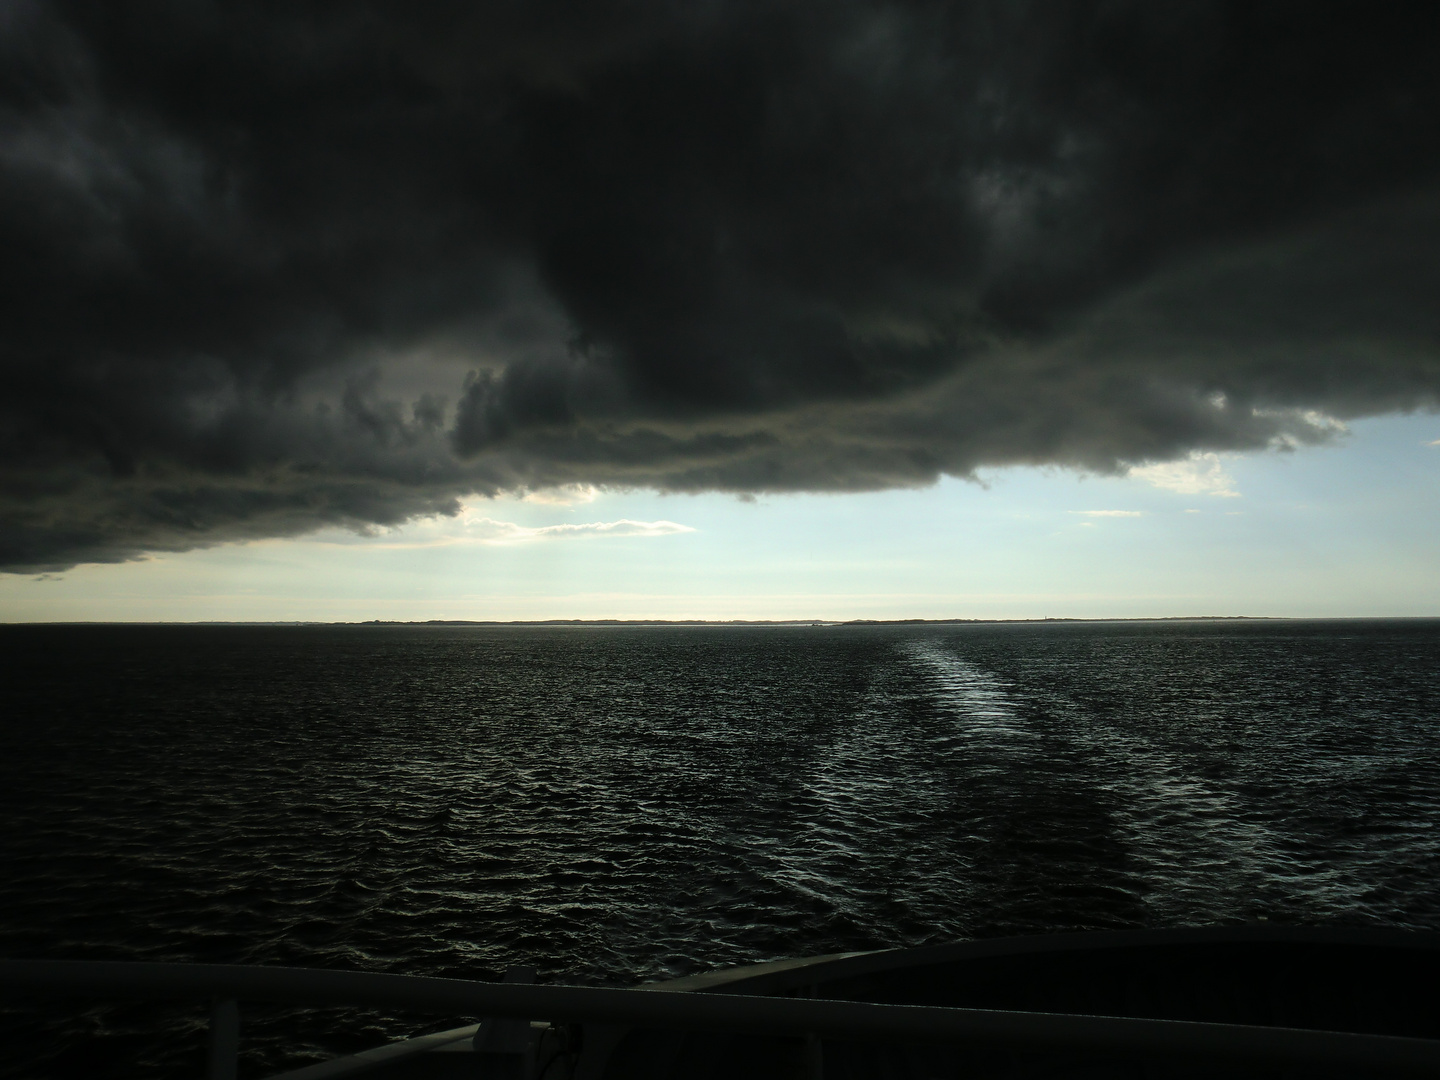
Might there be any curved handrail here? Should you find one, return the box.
[4,959,1440,1074]
[645,925,1440,1001]
[264,1022,480,1080]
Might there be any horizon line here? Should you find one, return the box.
[7,615,1440,628]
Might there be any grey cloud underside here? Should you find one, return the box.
[3,2,1440,570]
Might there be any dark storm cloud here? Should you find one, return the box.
[3,1,1440,569]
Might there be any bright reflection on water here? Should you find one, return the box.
[1,620,1438,1078]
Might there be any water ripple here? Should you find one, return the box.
[1,620,1437,1078]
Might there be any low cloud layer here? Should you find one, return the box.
[3,2,1440,569]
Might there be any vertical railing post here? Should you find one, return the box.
[801,985,823,1080]
[473,965,538,1077]
[207,997,239,1080]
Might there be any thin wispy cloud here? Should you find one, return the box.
[518,485,601,506]
[1070,510,1145,518]
[1129,453,1240,497]
[314,514,696,550]
[462,518,696,544]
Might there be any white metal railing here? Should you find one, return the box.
[4,958,1440,1078]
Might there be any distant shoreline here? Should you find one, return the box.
[17,615,1440,627]
[347,615,1280,626]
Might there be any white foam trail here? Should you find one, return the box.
[905,642,1039,749]
[903,640,1372,920]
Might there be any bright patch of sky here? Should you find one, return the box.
[358,513,696,549]
[1128,452,1240,497]
[3,413,1437,621]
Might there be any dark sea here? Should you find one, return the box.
[2,619,1439,1078]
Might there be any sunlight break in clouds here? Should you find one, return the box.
[461,517,696,544]
[518,484,601,506]
[1129,453,1240,497]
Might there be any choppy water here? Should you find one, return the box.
[2,619,1438,1078]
